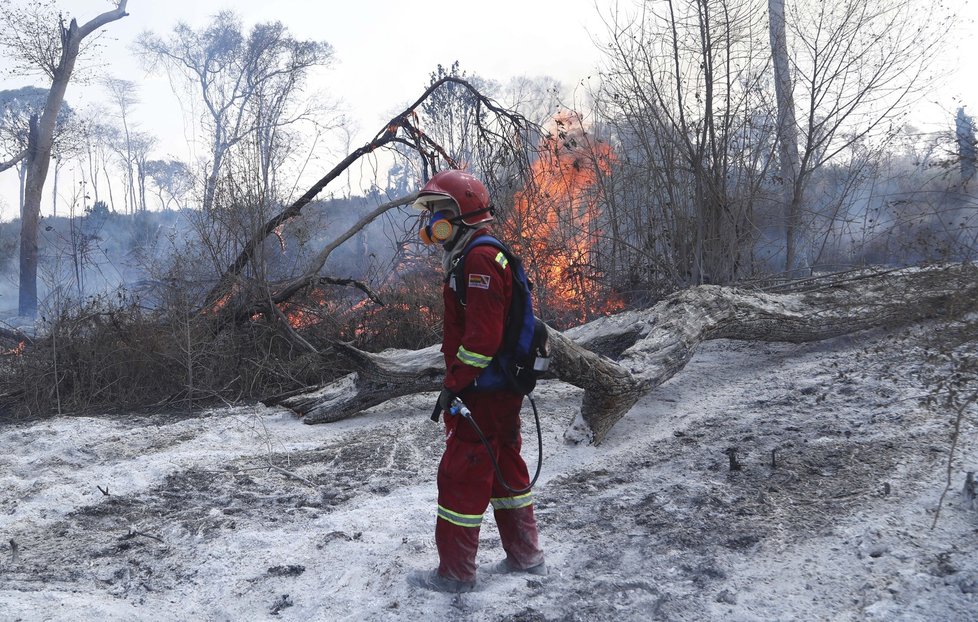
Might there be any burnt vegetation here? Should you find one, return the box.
[0,11,975,622]
[0,3,975,430]
[1,79,976,421]
[0,71,536,418]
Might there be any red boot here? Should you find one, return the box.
[493,503,545,571]
[435,516,481,583]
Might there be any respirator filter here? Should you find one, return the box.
[420,211,455,245]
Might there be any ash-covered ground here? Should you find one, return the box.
[1,322,976,621]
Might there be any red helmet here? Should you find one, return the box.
[413,169,493,226]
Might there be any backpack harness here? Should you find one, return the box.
[446,234,550,395]
[441,234,550,495]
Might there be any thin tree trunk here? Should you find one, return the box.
[19,114,41,315]
[17,2,129,316]
[769,0,803,274]
[103,162,115,211]
[202,146,223,214]
[51,157,59,217]
[86,142,99,205]
[17,163,26,213]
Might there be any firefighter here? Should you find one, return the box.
[408,169,546,593]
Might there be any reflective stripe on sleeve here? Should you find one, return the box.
[457,345,492,369]
[494,251,509,269]
[437,505,484,528]
[490,492,533,510]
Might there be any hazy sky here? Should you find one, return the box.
[0,0,608,217]
[0,0,976,219]
[115,0,607,137]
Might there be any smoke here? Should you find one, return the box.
[0,191,420,324]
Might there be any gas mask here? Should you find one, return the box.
[420,210,457,245]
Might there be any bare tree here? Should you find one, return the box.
[767,0,802,273]
[593,0,775,287]
[145,158,193,211]
[76,115,119,209]
[0,0,129,317]
[415,63,499,178]
[48,109,85,219]
[130,131,157,213]
[776,0,948,272]
[137,12,335,213]
[500,75,564,129]
[590,0,947,285]
[101,77,141,214]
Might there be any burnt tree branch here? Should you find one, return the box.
[315,277,384,306]
[204,77,533,314]
[262,192,416,309]
[0,150,26,173]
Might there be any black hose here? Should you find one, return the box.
[460,394,543,496]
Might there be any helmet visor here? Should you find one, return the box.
[413,194,459,215]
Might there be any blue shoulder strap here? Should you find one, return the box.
[464,234,505,255]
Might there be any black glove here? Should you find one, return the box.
[430,388,457,422]
[438,388,456,411]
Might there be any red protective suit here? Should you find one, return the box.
[435,232,545,584]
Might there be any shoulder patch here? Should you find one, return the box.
[468,273,491,289]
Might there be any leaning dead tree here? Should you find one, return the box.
[267,263,978,444]
[0,1,130,317]
[202,77,536,325]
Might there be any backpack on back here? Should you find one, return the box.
[447,235,550,395]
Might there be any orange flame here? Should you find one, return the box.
[512,112,619,324]
[1,341,25,356]
[208,291,233,315]
[278,288,330,329]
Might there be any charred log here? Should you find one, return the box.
[270,264,978,444]
[274,343,445,424]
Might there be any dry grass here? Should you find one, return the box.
[0,293,341,419]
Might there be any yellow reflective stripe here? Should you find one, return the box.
[494,251,509,269]
[457,345,492,369]
[437,505,483,528]
[490,492,533,510]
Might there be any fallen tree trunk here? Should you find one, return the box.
[269,316,649,427]
[268,264,978,444]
